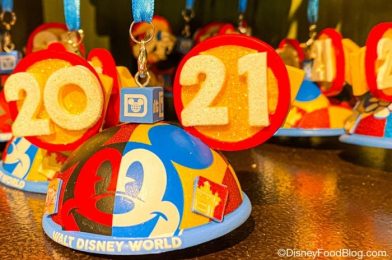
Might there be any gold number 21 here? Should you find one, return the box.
[180,52,270,127]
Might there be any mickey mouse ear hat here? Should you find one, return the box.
[42,123,251,255]
[275,80,352,137]
[340,23,392,149]
[340,95,392,148]
[0,137,67,193]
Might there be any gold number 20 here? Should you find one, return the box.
[5,66,104,137]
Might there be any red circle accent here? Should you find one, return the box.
[278,38,305,63]
[365,22,392,102]
[87,48,120,128]
[8,48,105,151]
[218,24,237,35]
[173,34,291,151]
[193,22,225,44]
[316,28,345,96]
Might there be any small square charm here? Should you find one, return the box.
[192,176,229,222]
[120,86,164,123]
[45,178,62,215]
[0,50,20,74]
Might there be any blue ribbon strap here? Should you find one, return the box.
[2,0,13,12]
[185,0,195,10]
[132,0,154,23]
[307,0,319,24]
[238,0,248,14]
[64,0,80,31]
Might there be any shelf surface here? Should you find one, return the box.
[1,139,392,259]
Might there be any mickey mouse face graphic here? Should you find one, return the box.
[3,138,37,180]
[112,148,180,237]
[57,147,121,235]
[43,123,251,256]
[55,145,181,237]
[129,98,144,113]
[52,123,216,238]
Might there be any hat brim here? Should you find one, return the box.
[42,192,251,255]
[340,134,392,149]
[275,128,345,137]
[0,161,48,193]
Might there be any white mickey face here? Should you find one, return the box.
[113,149,180,237]
[129,98,144,113]
[114,149,167,221]
[5,138,32,179]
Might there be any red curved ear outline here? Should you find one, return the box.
[0,91,12,132]
[88,48,121,128]
[278,38,305,64]
[218,24,238,35]
[316,28,345,97]
[366,22,392,101]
